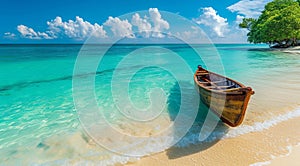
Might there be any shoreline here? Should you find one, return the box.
[270,46,300,54]
[268,144,300,165]
[126,116,300,166]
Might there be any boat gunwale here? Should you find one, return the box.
[193,69,252,95]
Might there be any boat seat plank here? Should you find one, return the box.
[196,73,209,76]
[207,85,236,89]
[202,77,222,90]
[198,80,228,84]
[199,81,209,84]
[210,80,228,84]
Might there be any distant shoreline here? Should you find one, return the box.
[270,46,300,54]
[248,46,300,54]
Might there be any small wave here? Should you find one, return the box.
[250,143,300,166]
[42,155,139,166]
[224,107,300,139]
[172,107,300,148]
[250,161,271,166]
[37,107,300,166]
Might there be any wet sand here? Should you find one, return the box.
[269,144,300,165]
[127,116,300,166]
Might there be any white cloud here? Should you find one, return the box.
[17,25,53,39]
[104,16,134,38]
[131,13,152,38]
[3,32,17,39]
[130,8,170,38]
[193,7,229,37]
[208,15,248,43]
[12,16,107,40]
[211,14,248,43]
[235,15,248,39]
[12,16,106,40]
[149,8,170,38]
[235,15,245,25]
[234,15,248,34]
[47,16,107,39]
[7,8,172,41]
[227,0,272,18]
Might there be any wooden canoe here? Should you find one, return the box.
[194,65,254,127]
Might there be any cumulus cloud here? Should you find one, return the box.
[12,16,107,40]
[47,16,107,39]
[227,0,272,18]
[17,25,53,39]
[193,7,229,37]
[131,13,152,38]
[149,8,170,38]
[129,8,170,38]
[104,16,134,38]
[6,8,172,41]
[209,14,248,43]
[101,8,170,39]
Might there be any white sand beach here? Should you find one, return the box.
[127,116,300,166]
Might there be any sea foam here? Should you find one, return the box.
[172,107,300,148]
[224,107,300,139]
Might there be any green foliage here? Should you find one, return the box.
[239,18,256,30]
[239,0,300,47]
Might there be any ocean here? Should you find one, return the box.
[0,44,299,165]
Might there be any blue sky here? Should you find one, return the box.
[1,0,272,43]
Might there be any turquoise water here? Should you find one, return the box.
[0,44,300,165]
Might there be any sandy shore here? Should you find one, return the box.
[269,144,300,165]
[126,117,300,166]
[271,46,300,54]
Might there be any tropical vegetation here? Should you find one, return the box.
[239,0,300,48]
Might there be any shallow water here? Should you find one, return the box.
[0,44,299,165]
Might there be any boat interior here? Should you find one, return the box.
[195,71,241,91]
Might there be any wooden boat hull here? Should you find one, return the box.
[194,66,254,127]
